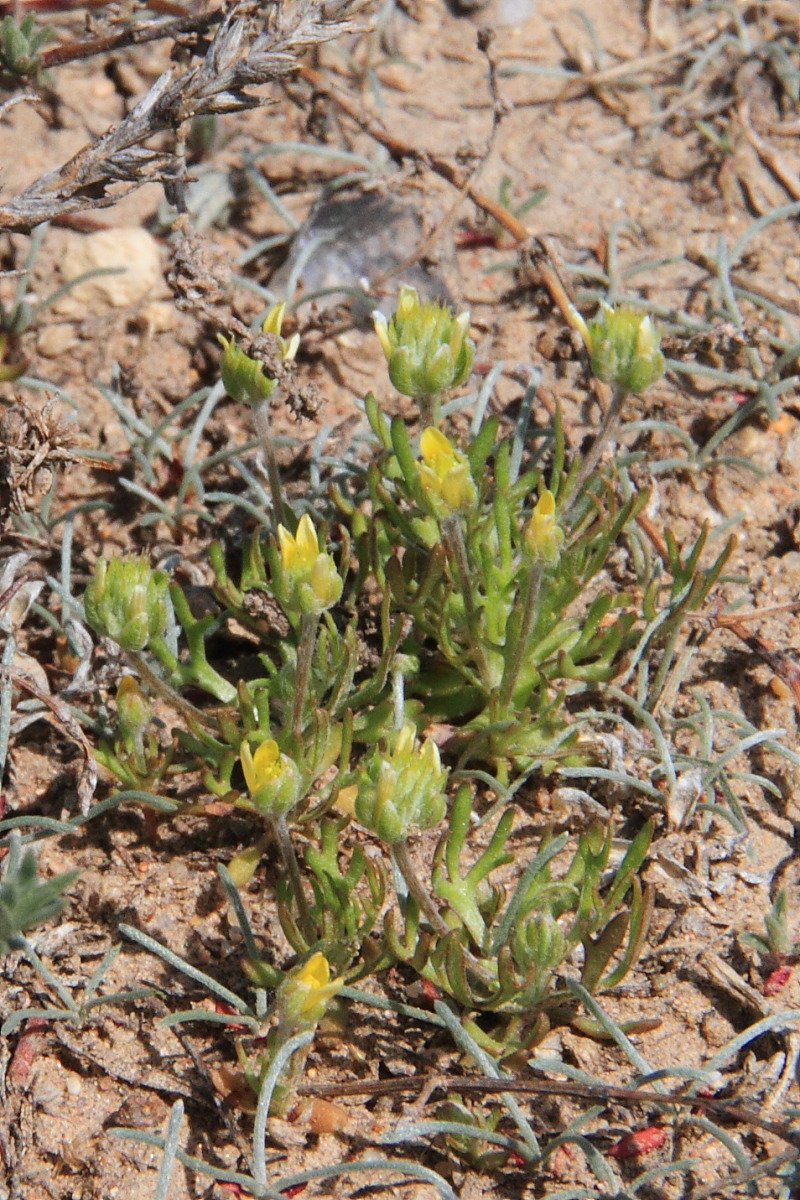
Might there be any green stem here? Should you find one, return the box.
[418,391,442,428]
[393,841,496,990]
[291,613,318,739]
[126,649,214,728]
[273,812,315,943]
[252,401,285,528]
[441,515,492,689]
[569,385,627,503]
[498,560,543,711]
[392,840,450,937]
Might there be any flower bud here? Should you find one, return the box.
[218,305,300,407]
[355,723,447,844]
[218,335,276,406]
[523,490,564,565]
[84,556,169,652]
[572,302,664,395]
[277,514,343,616]
[240,737,303,818]
[276,951,343,1027]
[373,285,474,398]
[116,675,152,743]
[418,427,477,515]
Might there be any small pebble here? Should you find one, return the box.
[37,323,77,359]
[54,228,165,315]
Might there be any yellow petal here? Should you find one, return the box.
[240,740,256,794]
[297,951,330,990]
[277,523,297,571]
[251,738,281,787]
[420,427,454,474]
[295,514,320,566]
[262,302,286,337]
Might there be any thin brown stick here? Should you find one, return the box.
[297,1071,800,1147]
[40,8,220,70]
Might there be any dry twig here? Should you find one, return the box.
[0,0,367,232]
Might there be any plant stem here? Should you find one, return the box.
[273,812,315,943]
[569,385,627,502]
[419,392,442,428]
[441,515,493,688]
[291,613,318,739]
[252,401,285,528]
[126,649,214,728]
[393,841,496,990]
[499,560,543,711]
[393,840,450,937]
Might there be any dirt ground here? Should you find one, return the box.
[2,0,800,1197]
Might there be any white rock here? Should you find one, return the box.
[37,323,77,358]
[54,227,164,314]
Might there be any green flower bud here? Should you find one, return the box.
[418,427,478,515]
[523,490,564,565]
[218,304,299,407]
[84,556,169,652]
[373,285,474,398]
[116,675,152,744]
[277,514,343,616]
[355,723,447,845]
[572,302,664,395]
[218,335,276,406]
[240,737,303,817]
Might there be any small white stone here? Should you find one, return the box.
[37,323,77,359]
[65,1071,82,1097]
[54,228,165,315]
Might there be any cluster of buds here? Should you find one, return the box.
[277,514,343,616]
[417,427,477,516]
[354,723,447,845]
[523,490,564,565]
[373,285,474,399]
[240,736,303,818]
[84,556,169,652]
[571,302,664,396]
[218,303,300,407]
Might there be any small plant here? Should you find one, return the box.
[75,286,714,1102]
[741,889,800,980]
[0,834,77,955]
[0,13,52,82]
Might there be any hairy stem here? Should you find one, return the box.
[392,840,450,937]
[499,560,543,711]
[569,386,627,501]
[273,812,315,944]
[291,613,318,739]
[126,649,214,728]
[441,515,492,688]
[252,401,286,528]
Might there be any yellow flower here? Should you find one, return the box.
[523,490,564,565]
[279,952,344,1024]
[278,513,319,575]
[276,515,343,615]
[240,737,302,817]
[418,427,477,514]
